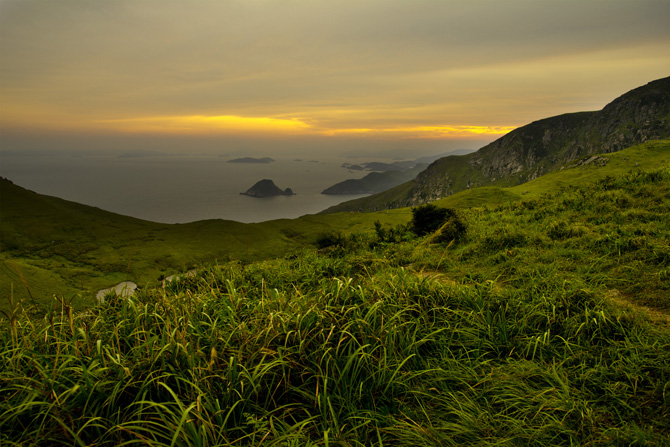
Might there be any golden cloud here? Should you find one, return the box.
[92,114,516,139]
[323,125,517,139]
[96,115,312,135]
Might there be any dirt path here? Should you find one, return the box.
[415,270,670,330]
[606,289,670,329]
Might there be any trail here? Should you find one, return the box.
[414,269,670,329]
[606,289,670,329]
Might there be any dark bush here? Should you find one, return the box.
[432,214,467,243]
[411,204,456,236]
[315,232,347,249]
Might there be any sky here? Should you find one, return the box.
[1,0,669,159]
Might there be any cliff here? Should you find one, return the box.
[322,76,670,213]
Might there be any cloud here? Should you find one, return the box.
[96,115,312,135]
[1,0,669,146]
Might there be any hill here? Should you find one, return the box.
[0,178,410,312]
[227,157,275,163]
[321,164,427,194]
[323,76,670,213]
[2,161,669,445]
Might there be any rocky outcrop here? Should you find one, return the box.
[322,76,670,213]
[241,179,295,198]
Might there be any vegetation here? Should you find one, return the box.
[2,141,668,314]
[0,179,411,312]
[410,204,449,236]
[2,162,669,445]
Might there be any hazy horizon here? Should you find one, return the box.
[2,1,669,157]
[1,0,669,209]
[2,152,448,223]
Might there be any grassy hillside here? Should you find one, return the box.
[432,139,670,209]
[324,139,670,213]
[0,179,410,313]
[1,165,669,445]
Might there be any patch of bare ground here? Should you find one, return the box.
[606,289,670,329]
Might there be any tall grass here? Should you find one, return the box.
[2,169,670,445]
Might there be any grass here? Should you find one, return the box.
[1,161,670,445]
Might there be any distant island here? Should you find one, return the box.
[322,165,428,195]
[227,157,275,164]
[240,179,295,198]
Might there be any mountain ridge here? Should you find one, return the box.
[322,76,670,213]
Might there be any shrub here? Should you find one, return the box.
[411,204,455,236]
[431,213,467,244]
[315,231,346,249]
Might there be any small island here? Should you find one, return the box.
[240,179,295,198]
[227,157,275,164]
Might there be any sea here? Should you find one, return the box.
[0,153,372,223]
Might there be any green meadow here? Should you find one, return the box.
[1,140,669,445]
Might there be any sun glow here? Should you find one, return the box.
[392,125,519,138]
[96,115,312,135]
[91,114,516,139]
[323,125,517,139]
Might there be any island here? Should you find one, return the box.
[227,157,275,164]
[322,165,428,195]
[240,179,295,198]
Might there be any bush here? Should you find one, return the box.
[315,231,346,249]
[411,204,454,236]
[432,214,467,243]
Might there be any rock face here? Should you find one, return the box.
[322,76,670,213]
[241,179,295,198]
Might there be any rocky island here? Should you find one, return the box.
[240,179,295,198]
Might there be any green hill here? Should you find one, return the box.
[0,179,410,312]
[1,158,669,445]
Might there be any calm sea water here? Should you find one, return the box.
[1,154,370,223]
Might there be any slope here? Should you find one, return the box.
[0,178,410,312]
[323,76,670,213]
[2,163,669,446]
